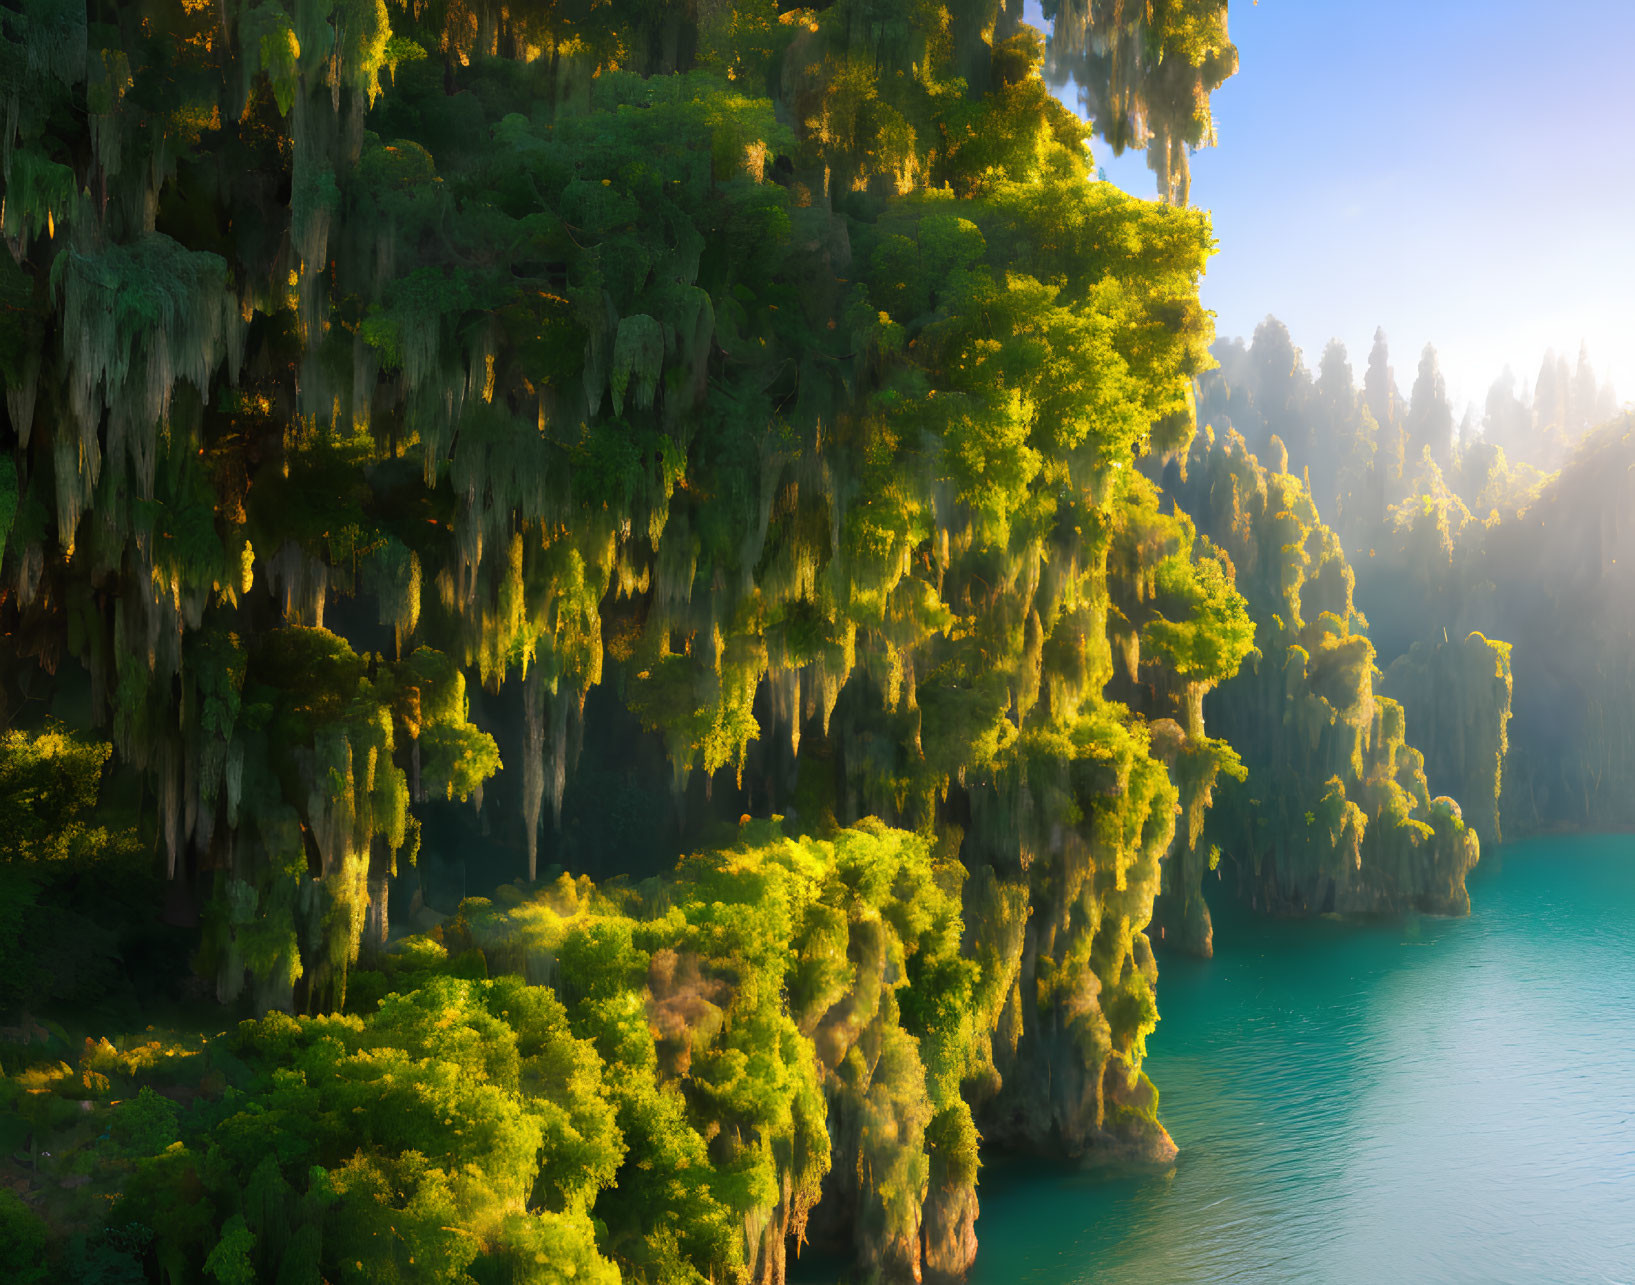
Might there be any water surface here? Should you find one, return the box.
[968,834,1635,1284]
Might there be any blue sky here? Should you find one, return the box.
[1036,1,1635,412]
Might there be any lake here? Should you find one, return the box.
[965,834,1635,1284]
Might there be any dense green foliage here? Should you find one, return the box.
[0,0,1546,1273]
[0,822,994,1283]
[1,0,1231,1008]
[0,0,1265,1278]
[2,0,1576,1274]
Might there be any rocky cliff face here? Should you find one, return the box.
[1347,417,1634,838]
[1157,430,1487,950]
[1382,632,1513,848]
[922,1178,980,1284]
[1469,420,1635,834]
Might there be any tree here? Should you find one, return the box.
[1483,367,1531,461]
[1365,327,1405,494]
[1312,339,1378,537]
[1405,343,1455,472]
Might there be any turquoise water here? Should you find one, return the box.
[967,835,1635,1284]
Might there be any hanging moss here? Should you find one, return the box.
[0,2,1251,1277]
[1044,0,1237,204]
[1160,428,1485,950]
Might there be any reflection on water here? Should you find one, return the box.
[966,835,1635,1284]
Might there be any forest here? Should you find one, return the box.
[0,0,1628,1280]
